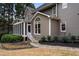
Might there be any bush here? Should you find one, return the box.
[39,36,47,43]
[53,36,58,43]
[62,36,71,43]
[0,33,8,40]
[47,36,52,42]
[71,35,76,43]
[0,34,23,43]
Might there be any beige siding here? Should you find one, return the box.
[51,20,60,36]
[31,14,49,40]
[58,3,79,36]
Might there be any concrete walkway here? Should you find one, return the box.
[30,42,79,51]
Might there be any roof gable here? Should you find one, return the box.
[31,11,50,21]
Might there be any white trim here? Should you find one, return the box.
[56,3,58,17]
[31,11,50,21]
[22,35,27,37]
[13,21,23,25]
[23,22,26,37]
[21,23,22,35]
[34,17,41,35]
[27,23,31,33]
[60,21,66,32]
[49,18,51,36]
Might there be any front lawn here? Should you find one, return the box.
[0,48,79,56]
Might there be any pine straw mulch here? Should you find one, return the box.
[0,42,33,50]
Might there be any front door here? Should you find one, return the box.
[27,23,31,33]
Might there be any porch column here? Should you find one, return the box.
[49,18,51,36]
[23,22,26,41]
[21,23,22,35]
[18,24,20,35]
[13,25,14,34]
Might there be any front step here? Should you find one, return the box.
[27,32,38,43]
[30,42,41,48]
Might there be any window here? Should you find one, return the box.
[62,3,68,9]
[34,17,41,35]
[60,22,66,32]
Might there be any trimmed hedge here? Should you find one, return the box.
[0,34,23,43]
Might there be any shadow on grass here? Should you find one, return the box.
[40,42,79,48]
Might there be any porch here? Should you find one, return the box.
[13,20,32,41]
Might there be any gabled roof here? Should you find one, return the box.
[35,3,56,12]
[31,11,60,21]
[24,7,35,22]
[31,11,50,21]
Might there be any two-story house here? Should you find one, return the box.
[13,3,79,41]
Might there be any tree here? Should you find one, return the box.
[15,3,35,19]
[0,3,14,34]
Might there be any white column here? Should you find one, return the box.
[23,22,26,42]
[23,22,25,37]
[15,25,16,34]
[49,18,51,36]
[18,24,20,35]
[56,3,58,17]
[20,23,22,35]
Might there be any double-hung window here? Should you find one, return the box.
[60,22,66,32]
[34,17,41,35]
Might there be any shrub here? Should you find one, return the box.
[62,36,71,43]
[47,36,51,42]
[0,34,23,43]
[53,36,58,43]
[77,36,79,40]
[39,36,47,43]
[70,35,76,43]
[0,33,8,40]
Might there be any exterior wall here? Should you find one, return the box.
[40,5,57,16]
[31,14,49,40]
[58,3,79,36]
[51,20,60,36]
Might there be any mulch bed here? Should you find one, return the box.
[40,42,79,48]
[0,42,34,50]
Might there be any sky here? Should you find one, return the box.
[34,3,43,8]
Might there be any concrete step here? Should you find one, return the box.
[30,42,41,48]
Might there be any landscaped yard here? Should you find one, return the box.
[0,48,79,56]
